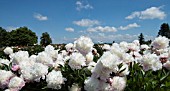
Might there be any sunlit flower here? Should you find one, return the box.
[19,61,48,81]
[86,52,94,64]
[4,47,13,55]
[10,51,29,64]
[74,36,94,55]
[69,83,81,91]
[8,76,25,91]
[36,52,54,66]
[163,61,170,70]
[119,41,129,52]
[128,43,140,51]
[133,40,140,46]
[141,44,150,50]
[45,45,58,60]
[110,43,125,58]
[122,53,134,63]
[151,36,169,49]
[65,43,74,52]
[0,59,10,66]
[0,70,14,89]
[92,52,120,80]
[68,52,86,70]
[140,53,162,71]
[109,76,126,91]
[84,77,110,91]
[87,61,97,72]
[102,44,111,51]
[46,70,66,89]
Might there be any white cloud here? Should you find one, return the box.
[90,33,154,43]
[87,26,117,32]
[119,23,140,30]
[5,26,18,32]
[34,13,48,21]
[65,27,74,32]
[126,6,166,20]
[57,33,154,44]
[73,19,100,27]
[76,1,93,11]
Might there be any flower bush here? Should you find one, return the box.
[0,36,170,91]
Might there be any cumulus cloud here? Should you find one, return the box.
[119,23,140,30]
[90,33,154,43]
[65,27,74,32]
[87,26,117,32]
[34,13,48,21]
[58,33,154,44]
[73,19,100,27]
[76,1,93,11]
[126,6,166,20]
[5,26,18,32]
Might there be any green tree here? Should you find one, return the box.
[138,33,145,45]
[158,23,170,38]
[10,27,38,46]
[0,27,10,47]
[40,32,52,46]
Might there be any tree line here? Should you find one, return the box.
[0,26,52,47]
[0,23,170,47]
[138,23,170,45]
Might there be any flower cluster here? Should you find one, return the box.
[0,36,170,91]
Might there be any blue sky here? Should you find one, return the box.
[0,0,170,43]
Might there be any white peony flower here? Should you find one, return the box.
[92,52,120,80]
[10,51,29,64]
[151,36,169,49]
[74,36,94,55]
[4,47,13,55]
[163,61,170,70]
[61,50,67,57]
[19,61,48,81]
[0,70,14,88]
[45,45,54,51]
[0,58,10,66]
[128,43,140,51]
[84,77,100,91]
[8,76,25,91]
[69,83,81,91]
[141,44,150,50]
[29,55,37,62]
[160,53,169,58]
[65,43,74,52]
[140,53,162,71]
[31,63,49,80]
[133,40,140,46]
[119,41,129,52]
[100,52,121,70]
[102,44,111,51]
[68,53,86,70]
[4,89,10,91]
[36,52,54,66]
[122,53,134,63]
[45,45,58,60]
[46,70,65,89]
[109,76,126,91]
[110,43,125,58]
[84,77,110,91]
[85,52,94,64]
[54,54,65,69]
[87,62,97,72]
